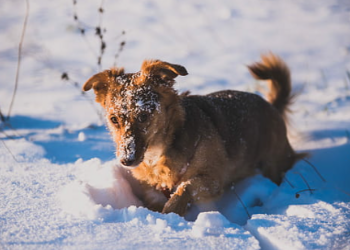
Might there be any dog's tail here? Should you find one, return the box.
[248,53,294,121]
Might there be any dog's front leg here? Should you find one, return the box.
[162,181,192,216]
[162,176,223,216]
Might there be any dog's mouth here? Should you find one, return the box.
[118,143,149,169]
[119,156,143,169]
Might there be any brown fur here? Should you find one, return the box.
[82,54,305,216]
[248,53,295,121]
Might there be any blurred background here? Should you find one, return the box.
[0,0,350,164]
[0,0,349,125]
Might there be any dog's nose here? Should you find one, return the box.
[120,158,135,167]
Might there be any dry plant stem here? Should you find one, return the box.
[73,0,107,69]
[98,0,105,27]
[302,158,326,182]
[283,176,295,188]
[0,108,5,122]
[0,135,19,163]
[0,127,18,140]
[295,189,316,198]
[96,0,106,69]
[113,39,126,67]
[295,171,313,194]
[346,71,350,90]
[72,1,98,59]
[232,187,251,219]
[7,0,30,121]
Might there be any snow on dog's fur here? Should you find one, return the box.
[83,54,306,216]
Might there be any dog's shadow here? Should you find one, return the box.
[225,132,349,225]
[185,130,350,225]
[109,128,350,226]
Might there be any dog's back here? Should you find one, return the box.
[179,54,301,185]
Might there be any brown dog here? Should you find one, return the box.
[82,53,305,216]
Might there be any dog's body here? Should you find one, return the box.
[83,54,305,216]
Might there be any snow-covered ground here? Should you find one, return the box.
[1,0,350,249]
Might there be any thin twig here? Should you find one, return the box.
[333,186,350,198]
[0,109,5,122]
[113,39,126,68]
[98,0,105,27]
[72,0,98,59]
[96,0,106,69]
[295,189,316,198]
[0,128,17,140]
[302,158,326,182]
[283,176,295,189]
[232,187,251,219]
[73,0,107,69]
[345,71,350,90]
[294,171,313,194]
[0,138,19,163]
[0,108,5,122]
[7,0,30,120]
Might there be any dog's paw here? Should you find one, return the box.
[162,194,191,216]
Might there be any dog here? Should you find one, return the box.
[82,53,306,216]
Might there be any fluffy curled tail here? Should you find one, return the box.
[248,53,294,121]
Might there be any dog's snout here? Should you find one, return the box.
[120,158,135,167]
[118,135,139,167]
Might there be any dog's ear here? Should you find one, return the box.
[141,60,188,84]
[82,72,109,105]
[82,68,125,106]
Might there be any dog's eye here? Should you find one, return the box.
[137,113,148,123]
[110,116,118,124]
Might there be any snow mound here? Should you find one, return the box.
[246,202,350,250]
[191,212,260,249]
[193,211,235,237]
[58,159,142,220]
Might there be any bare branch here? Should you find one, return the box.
[7,0,30,120]
[0,132,19,163]
[232,186,251,219]
[113,36,126,68]
[0,108,5,122]
[302,158,326,182]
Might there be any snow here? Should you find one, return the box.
[246,202,350,250]
[58,159,142,219]
[1,0,350,249]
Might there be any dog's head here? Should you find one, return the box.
[83,60,188,168]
